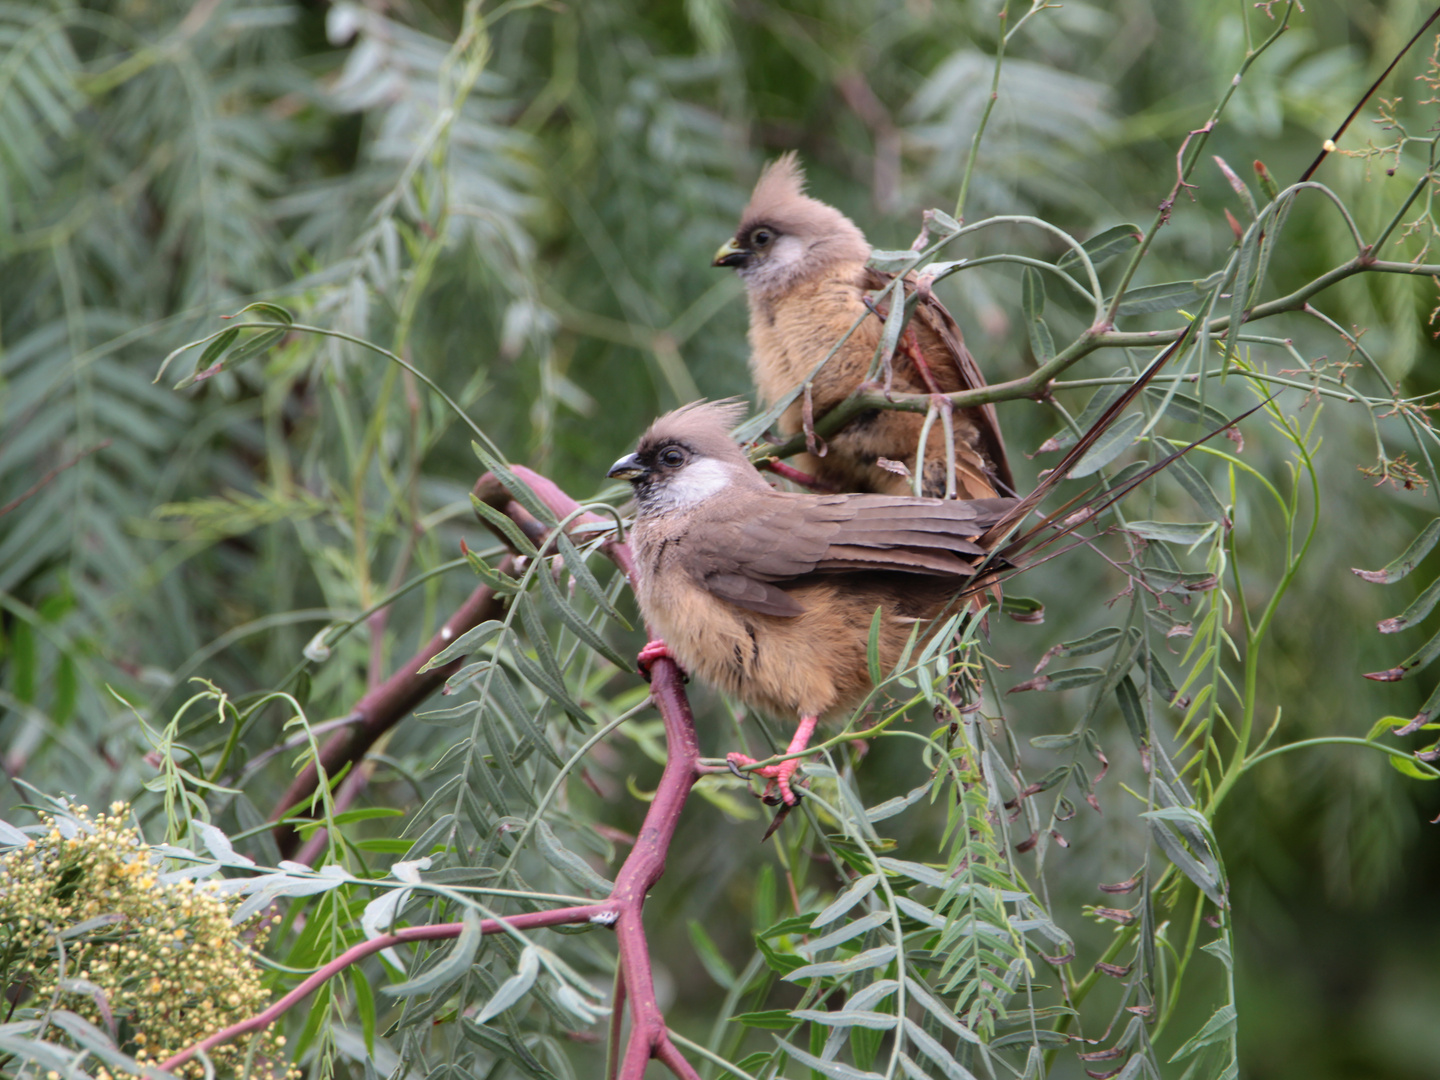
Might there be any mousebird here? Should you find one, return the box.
[607,400,1018,805]
[715,153,1013,500]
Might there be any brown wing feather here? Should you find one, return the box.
[687,490,1019,613]
[861,266,1014,494]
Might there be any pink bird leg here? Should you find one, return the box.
[636,639,686,682]
[727,714,818,805]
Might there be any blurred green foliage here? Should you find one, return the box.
[4,1,1440,1077]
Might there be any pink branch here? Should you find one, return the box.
[178,468,707,1080]
[494,468,701,1080]
[159,906,607,1072]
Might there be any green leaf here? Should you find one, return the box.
[1038,384,1126,453]
[866,606,883,687]
[534,819,614,894]
[1111,280,1206,317]
[1070,412,1144,478]
[791,1008,897,1030]
[460,1019,561,1080]
[1387,755,1439,781]
[1001,594,1045,622]
[464,547,523,594]
[421,620,506,671]
[1146,388,1231,429]
[760,913,820,939]
[869,249,921,273]
[865,782,930,823]
[1213,156,1258,219]
[475,945,540,1023]
[1057,223,1143,270]
[1116,676,1147,748]
[774,1037,886,1079]
[1377,574,1440,634]
[331,807,404,827]
[797,912,890,958]
[381,909,484,997]
[471,495,539,557]
[1364,623,1440,682]
[1050,627,1122,658]
[785,944,897,981]
[534,561,629,668]
[350,965,377,1054]
[1224,222,1261,359]
[1030,733,1081,749]
[1355,518,1440,584]
[687,918,737,989]
[1010,667,1107,693]
[1167,454,1229,524]
[196,326,240,369]
[553,529,628,625]
[904,1017,979,1080]
[1125,521,1217,546]
[754,933,807,976]
[235,301,296,325]
[1169,1004,1236,1062]
[1022,267,1054,362]
[471,444,559,527]
[812,873,880,928]
[732,1009,798,1030]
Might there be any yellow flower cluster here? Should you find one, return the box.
[0,803,298,1080]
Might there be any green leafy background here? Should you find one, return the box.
[3,1,1440,1077]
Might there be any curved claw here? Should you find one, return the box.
[636,639,686,683]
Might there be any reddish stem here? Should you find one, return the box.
[159,906,606,1073]
[228,468,707,1080]
[269,572,512,857]
[757,458,835,492]
[495,468,702,1079]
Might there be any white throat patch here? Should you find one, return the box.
[658,457,731,509]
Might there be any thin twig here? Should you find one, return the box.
[0,441,110,517]
[189,470,708,1079]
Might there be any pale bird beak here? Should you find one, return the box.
[712,237,750,268]
[608,453,647,481]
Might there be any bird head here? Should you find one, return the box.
[608,400,767,517]
[713,153,870,296]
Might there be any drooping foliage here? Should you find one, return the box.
[3,2,1440,1079]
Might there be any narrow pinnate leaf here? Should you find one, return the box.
[784,945,897,981]
[1070,412,1144,478]
[1110,280,1206,316]
[1057,224,1143,270]
[475,946,540,1023]
[1377,574,1440,634]
[789,1008,897,1030]
[382,909,483,997]
[535,820,614,895]
[812,873,880,928]
[1169,1004,1237,1062]
[1354,518,1440,583]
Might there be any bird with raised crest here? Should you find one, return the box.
[714,153,1012,501]
[608,400,1017,805]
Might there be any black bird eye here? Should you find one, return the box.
[752,228,773,247]
[659,447,686,468]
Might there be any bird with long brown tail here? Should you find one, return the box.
[609,400,1018,805]
[714,153,1012,500]
[608,333,1239,809]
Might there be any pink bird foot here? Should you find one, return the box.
[636,639,685,682]
[726,715,818,806]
